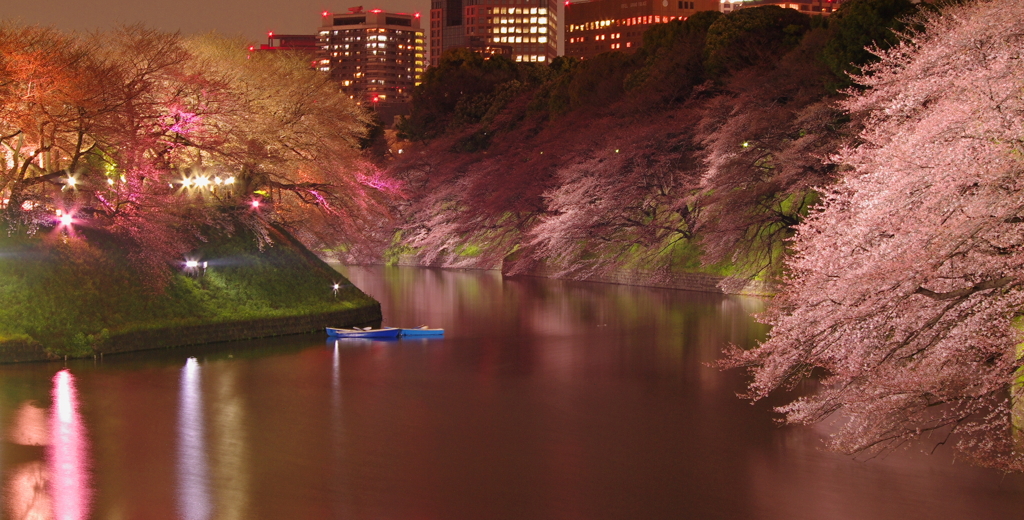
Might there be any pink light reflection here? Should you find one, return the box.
[48,369,91,520]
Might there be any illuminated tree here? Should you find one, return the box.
[0,25,382,283]
[694,27,845,279]
[722,0,1024,470]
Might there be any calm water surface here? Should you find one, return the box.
[1,266,1023,519]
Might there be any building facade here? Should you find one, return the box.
[429,0,559,67]
[317,7,426,109]
[565,0,719,59]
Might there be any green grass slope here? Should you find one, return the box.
[0,226,377,357]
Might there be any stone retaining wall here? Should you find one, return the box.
[0,303,381,364]
[394,255,772,296]
[507,264,773,296]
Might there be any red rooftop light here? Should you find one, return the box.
[322,10,330,16]
[268,31,274,38]
[370,8,383,13]
[415,12,421,18]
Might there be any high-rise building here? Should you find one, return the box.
[564,0,719,59]
[429,0,559,68]
[317,7,426,113]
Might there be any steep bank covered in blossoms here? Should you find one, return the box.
[378,1,918,290]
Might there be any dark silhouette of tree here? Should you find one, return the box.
[704,5,811,78]
[821,0,919,90]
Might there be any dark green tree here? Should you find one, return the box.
[821,0,919,89]
[704,5,811,78]
[398,48,522,140]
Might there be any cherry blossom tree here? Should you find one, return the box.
[722,0,1024,470]
[694,28,846,279]
[0,25,381,284]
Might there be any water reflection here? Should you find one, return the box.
[210,362,249,520]
[178,357,211,520]
[5,370,92,520]
[1,267,1023,518]
[49,370,90,520]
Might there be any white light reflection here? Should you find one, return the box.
[49,369,91,520]
[178,357,212,520]
[211,365,249,520]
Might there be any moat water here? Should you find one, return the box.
[1,266,1022,519]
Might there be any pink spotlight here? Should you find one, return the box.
[59,213,74,227]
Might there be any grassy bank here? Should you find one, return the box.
[0,226,378,358]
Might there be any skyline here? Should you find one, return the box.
[2,0,430,44]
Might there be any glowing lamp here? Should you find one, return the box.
[185,260,199,268]
[322,10,330,16]
[333,283,340,290]
[59,214,73,227]
[249,45,255,52]
[65,176,77,187]
[415,12,421,18]
[370,9,383,13]
[268,31,274,37]
[225,176,235,185]
[251,200,261,209]
[107,178,115,185]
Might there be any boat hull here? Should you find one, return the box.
[326,327,400,339]
[400,328,445,337]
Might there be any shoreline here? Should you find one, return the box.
[386,256,773,297]
[0,302,381,364]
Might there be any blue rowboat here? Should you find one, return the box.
[326,326,400,339]
[400,326,445,337]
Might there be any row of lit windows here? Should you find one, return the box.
[514,55,548,62]
[492,36,549,44]
[496,16,548,24]
[567,15,682,32]
[486,7,547,15]
[496,25,548,34]
[323,28,420,35]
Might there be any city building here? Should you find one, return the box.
[721,0,844,15]
[317,7,426,120]
[564,0,719,59]
[429,0,559,67]
[259,33,321,53]
[252,33,321,68]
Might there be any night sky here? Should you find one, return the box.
[2,0,430,44]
